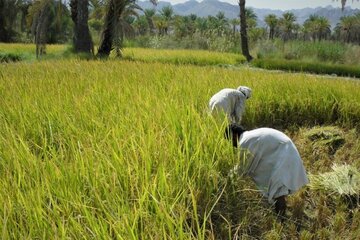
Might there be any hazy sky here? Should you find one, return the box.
[164,0,360,10]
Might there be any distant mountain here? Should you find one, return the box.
[137,0,360,28]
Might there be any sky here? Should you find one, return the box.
[164,0,360,10]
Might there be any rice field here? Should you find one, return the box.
[122,48,246,65]
[1,46,360,239]
[0,43,67,61]
[0,44,245,65]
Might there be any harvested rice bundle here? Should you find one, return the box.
[309,164,360,196]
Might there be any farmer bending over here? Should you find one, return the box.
[209,86,252,124]
[225,123,308,219]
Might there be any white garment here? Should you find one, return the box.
[236,128,309,203]
[209,88,248,123]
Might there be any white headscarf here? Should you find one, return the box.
[237,86,252,99]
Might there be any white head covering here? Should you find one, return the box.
[237,86,252,99]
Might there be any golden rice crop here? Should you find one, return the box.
[0,53,360,238]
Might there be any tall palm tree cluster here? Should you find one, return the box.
[132,9,246,38]
[303,15,331,41]
[132,8,360,45]
[263,12,360,44]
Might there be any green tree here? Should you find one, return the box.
[337,15,357,43]
[279,12,297,41]
[314,16,331,41]
[159,5,173,35]
[264,14,278,40]
[133,15,148,35]
[230,18,239,36]
[88,0,105,36]
[144,8,156,35]
[195,17,208,36]
[89,0,105,20]
[303,15,331,41]
[27,0,72,44]
[214,11,229,36]
[174,15,196,38]
[0,0,27,42]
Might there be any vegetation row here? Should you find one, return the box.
[252,58,360,78]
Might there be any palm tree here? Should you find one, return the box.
[173,15,196,38]
[154,16,167,36]
[239,0,252,62]
[230,18,239,36]
[337,15,357,43]
[264,14,278,39]
[159,5,173,35]
[144,8,156,35]
[279,12,296,41]
[303,14,317,41]
[132,15,148,35]
[214,11,229,36]
[97,0,151,57]
[303,15,330,41]
[195,17,208,36]
[316,16,331,41]
[89,0,105,20]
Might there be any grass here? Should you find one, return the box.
[0,52,23,63]
[254,40,360,65]
[253,40,360,77]
[0,46,360,238]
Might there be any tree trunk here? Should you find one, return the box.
[35,4,50,58]
[269,27,274,40]
[0,0,8,42]
[70,0,93,54]
[239,0,252,62]
[346,30,351,43]
[147,18,155,35]
[97,0,116,57]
